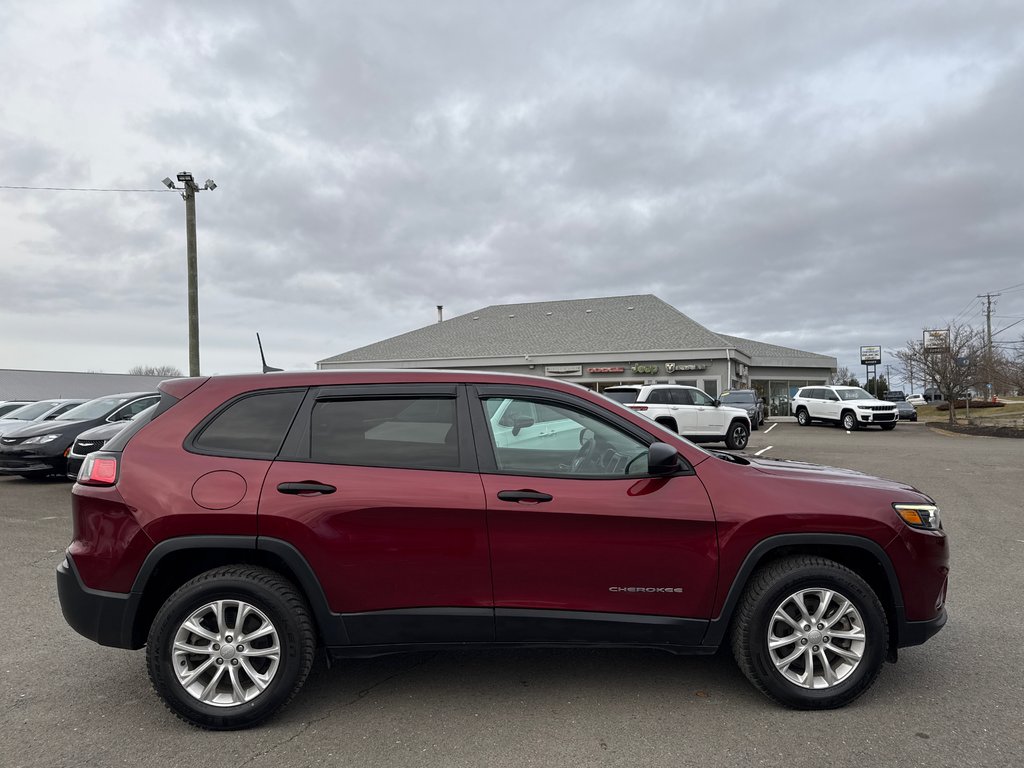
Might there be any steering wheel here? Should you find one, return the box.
[570,435,596,473]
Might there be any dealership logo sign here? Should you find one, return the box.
[631,363,659,375]
[545,365,582,376]
[587,366,626,374]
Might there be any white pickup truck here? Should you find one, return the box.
[603,384,751,450]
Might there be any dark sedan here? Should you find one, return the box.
[895,400,918,422]
[0,392,159,478]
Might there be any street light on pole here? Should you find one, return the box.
[162,172,216,376]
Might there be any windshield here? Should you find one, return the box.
[602,390,639,404]
[721,392,755,404]
[56,395,133,421]
[3,401,62,420]
[837,388,873,401]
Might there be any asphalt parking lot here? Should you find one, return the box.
[1,422,1022,768]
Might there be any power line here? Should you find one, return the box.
[0,184,174,193]
[993,279,1024,293]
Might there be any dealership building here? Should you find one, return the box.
[318,295,837,417]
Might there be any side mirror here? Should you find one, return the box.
[511,416,533,436]
[647,441,681,476]
[713,399,721,407]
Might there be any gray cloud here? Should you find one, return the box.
[1,0,1022,380]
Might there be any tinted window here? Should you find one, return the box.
[669,389,693,405]
[646,389,673,404]
[721,392,755,404]
[603,389,639,404]
[311,397,458,469]
[194,390,304,457]
[109,396,160,422]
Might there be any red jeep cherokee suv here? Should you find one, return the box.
[57,371,948,729]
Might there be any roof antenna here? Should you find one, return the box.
[257,333,283,373]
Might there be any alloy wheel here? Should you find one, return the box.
[767,588,865,689]
[171,599,281,707]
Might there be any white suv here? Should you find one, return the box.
[791,386,898,430]
[603,384,751,449]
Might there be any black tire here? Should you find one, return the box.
[841,411,858,430]
[147,566,316,730]
[724,420,750,450]
[795,408,811,426]
[730,556,887,710]
[19,471,50,480]
[880,423,896,431]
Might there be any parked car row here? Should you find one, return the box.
[0,392,159,479]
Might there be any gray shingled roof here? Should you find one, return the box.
[320,295,736,363]
[0,369,168,400]
[718,334,835,363]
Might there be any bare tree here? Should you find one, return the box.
[128,365,183,377]
[830,366,854,385]
[893,323,983,425]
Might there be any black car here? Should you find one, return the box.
[895,400,918,422]
[0,392,159,479]
[719,389,765,429]
[65,405,156,480]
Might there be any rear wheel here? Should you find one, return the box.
[796,408,811,426]
[147,566,316,730]
[724,420,750,450]
[731,556,887,709]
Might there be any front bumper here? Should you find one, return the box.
[56,554,141,649]
[898,606,947,648]
[0,454,64,475]
[857,411,897,423]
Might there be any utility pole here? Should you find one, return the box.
[162,172,217,377]
[978,293,999,401]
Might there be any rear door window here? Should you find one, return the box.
[310,397,459,470]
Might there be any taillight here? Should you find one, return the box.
[78,453,119,486]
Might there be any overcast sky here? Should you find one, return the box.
[2,1,1022,385]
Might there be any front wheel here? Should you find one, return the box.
[880,423,896,431]
[724,420,750,450]
[841,412,858,430]
[730,556,888,709]
[147,566,316,730]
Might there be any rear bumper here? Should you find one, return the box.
[56,553,141,649]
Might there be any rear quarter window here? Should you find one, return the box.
[192,390,305,458]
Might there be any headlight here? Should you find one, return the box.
[23,434,62,445]
[893,503,941,530]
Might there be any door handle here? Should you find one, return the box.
[277,481,337,495]
[497,489,553,503]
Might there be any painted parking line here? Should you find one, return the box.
[754,446,773,456]
[764,423,777,434]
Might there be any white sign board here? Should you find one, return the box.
[860,345,881,365]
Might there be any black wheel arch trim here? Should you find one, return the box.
[701,533,908,649]
[125,535,349,647]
